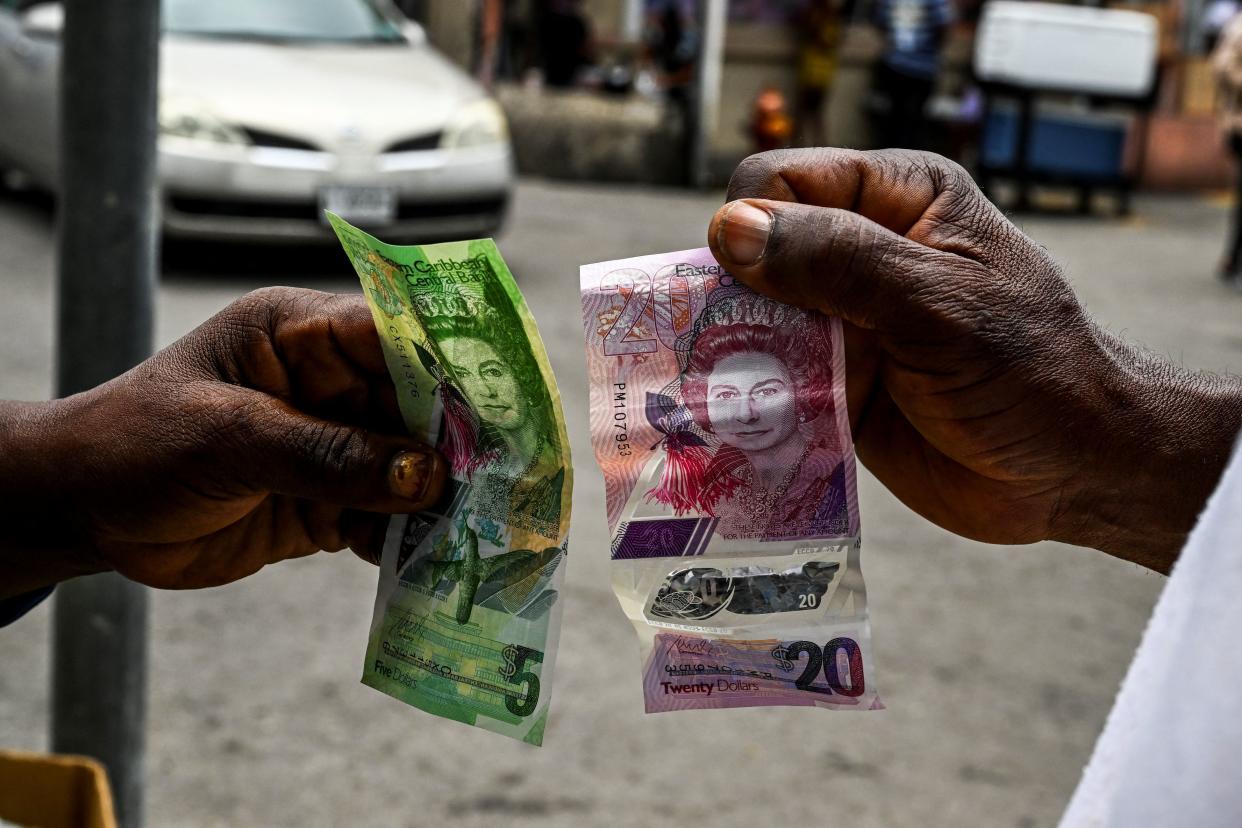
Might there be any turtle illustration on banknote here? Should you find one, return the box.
[648,561,840,621]
[409,509,563,625]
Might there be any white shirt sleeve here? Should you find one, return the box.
[1060,438,1242,828]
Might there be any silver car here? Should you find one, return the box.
[0,0,513,243]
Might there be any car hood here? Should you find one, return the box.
[160,37,485,153]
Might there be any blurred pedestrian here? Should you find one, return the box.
[1213,10,1242,288]
[644,0,698,96]
[501,0,539,82]
[643,0,699,183]
[475,0,504,90]
[794,0,848,147]
[392,0,426,21]
[536,0,594,87]
[1206,0,1241,51]
[871,0,953,150]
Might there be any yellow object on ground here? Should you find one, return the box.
[0,751,116,828]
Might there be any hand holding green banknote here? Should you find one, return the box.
[330,215,571,745]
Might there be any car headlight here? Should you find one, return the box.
[440,99,509,150]
[159,97,249,146]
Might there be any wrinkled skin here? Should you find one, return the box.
[0,287,445,596]
[709,149,1242,572]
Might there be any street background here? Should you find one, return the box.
[1,181,1237,827]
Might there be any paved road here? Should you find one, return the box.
[1,182,1239,828]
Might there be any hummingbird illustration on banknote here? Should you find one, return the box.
[414,508,562,625]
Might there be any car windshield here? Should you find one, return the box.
[162,0,404,44]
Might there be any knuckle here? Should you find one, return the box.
[727,152,782,200]
[872,147,934,178]
[727,148,825,200]
[904,148,966,180]
[932,154,973,186]
[199,287,329,386]
[885,149,975,198]
[223,287,329,339]
[231,286,291,325]
[197,390,267,471]
[299,502,347,554]
[732,148,861,203]
[309,422,370,480]
[941,165,982,207]
[202,289,288,366]
[926,197,998,253]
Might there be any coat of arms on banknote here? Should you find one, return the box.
[330,215,571,745]
[580,248,881,713]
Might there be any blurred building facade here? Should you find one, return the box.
[411,0,1228,191]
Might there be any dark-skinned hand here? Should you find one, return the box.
[0,287,446,597]
[708,149,1242,572]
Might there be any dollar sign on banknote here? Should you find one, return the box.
[329,214,572,745]
[580,248,881,713]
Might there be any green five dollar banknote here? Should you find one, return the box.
[329,214,572,745]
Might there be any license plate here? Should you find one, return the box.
[319,185,396,226]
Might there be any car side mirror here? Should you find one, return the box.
[20,2,65,39]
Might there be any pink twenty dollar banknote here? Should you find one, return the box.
[580,247,882,713]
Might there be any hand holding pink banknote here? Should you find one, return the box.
[710,148,1240,574]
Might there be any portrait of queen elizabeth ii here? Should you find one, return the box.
[410,275,565,542]
[644,287,853,541]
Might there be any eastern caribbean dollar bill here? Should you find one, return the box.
[330,214,572,745]
[580,248,881,713]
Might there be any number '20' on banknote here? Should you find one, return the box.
[580,247,881,713]
[330,214,572,745]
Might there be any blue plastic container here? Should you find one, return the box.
[982,105,1128,179]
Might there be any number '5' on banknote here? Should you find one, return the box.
[329,214,572,745]
[580,248,882,714]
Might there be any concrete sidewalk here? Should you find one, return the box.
[0,182,1238,827]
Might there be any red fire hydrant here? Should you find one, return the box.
[750,86,793,153]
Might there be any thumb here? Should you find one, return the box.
[708,198,961,332]
[218,392,447,513]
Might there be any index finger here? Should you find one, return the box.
[273,291,390,379]
[197,287,402,432]
[272,291,405,432]
[726,148,990,254]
